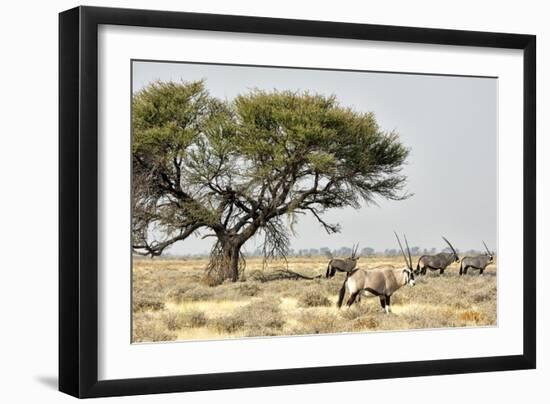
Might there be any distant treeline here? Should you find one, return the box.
[159,246,487,259]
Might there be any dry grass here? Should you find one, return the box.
[132,256,497,343]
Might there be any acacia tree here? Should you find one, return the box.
[132,80,409,284]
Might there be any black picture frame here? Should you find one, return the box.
[59,5,536,398]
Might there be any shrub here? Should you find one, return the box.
[132,295,165,312]
[298,291,331,308]
[351,316,379,330]
[163,310,208,331]
[168,286,190,302]
[239,299,285,329]
[212,299,285,335]
[292,312,341,335]
[182,285,217,301]
[235,283,261,297]
[340,305,365,320]
[163,312,182,331]
[184,310,207,327]
[459,310,484,323]
[212,316,246,334]
[132,312,176,342]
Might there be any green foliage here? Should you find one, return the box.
[132,81,410,281]
[233,90,409,208]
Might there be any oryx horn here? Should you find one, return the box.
[394,231,412,270]
[351,243,359,259]
[442,236,458,256]
[403,234,413,270]
[482,240,491,255]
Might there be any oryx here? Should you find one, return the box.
[337,233,415,313]
[416,236,460,275]
[326,244,360,278]
[459,241,495,276]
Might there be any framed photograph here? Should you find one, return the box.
[59,6,536,398]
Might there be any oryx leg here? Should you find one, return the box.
[459,265,463,275]
[385,295,392,313]
[479,267,485,276]
[439,268,445,275]
[346,291,360,307]
[379,295,387,313]
[463,266,469,275]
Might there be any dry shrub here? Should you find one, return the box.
[163,310,207,331]
[291,312,341,335]
[168,286,191,302]
[213,298,285,335]
[133,256,497,340]
[323,277,344,293]
[459,310,484,323]
[170,282,261,303]
[239,299,285,330]
[212,316,246,334]
[203,272,224,287]
[340,305,365,320]
[351,316,379,330]
[184,310,208,327]
[472,292,490,303]
[235,283,261,297]
[181,285,217,301]
[163,311,183,331]
[132,294,165,312]
[211,282,262,300]
[133,312,176,342]
[472,285,496,303]
[298,291,331,308]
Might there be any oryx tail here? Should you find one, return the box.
[337,277,347,308]
[337,269,359,308]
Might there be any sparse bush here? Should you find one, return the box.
[182,285,217,301]
[204,272,225,287]
[351,316,379,330]
[340,305,365,320]
[163,311,182,331]
[169,286,191,302]
[239,299,285,330]
[132,295,165,312]
[163,310,208,330]
[292,312,341,335]
[213,299,285,335]
[235,283,261,297]
[184,310,208,327]
[459,310,484,323]
[212,316,246,333]
[298,291,331,308]
[472,292,489,303]
[133,256,497,341]
[133,312,176,342]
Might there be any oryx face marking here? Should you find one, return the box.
[404,269,416,287]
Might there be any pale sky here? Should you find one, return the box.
[132,60,497,255]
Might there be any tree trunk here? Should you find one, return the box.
[206,229,256,285]
[219,239,241,283]
[229,245,240,282]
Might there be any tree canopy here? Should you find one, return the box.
[132,80,409,284]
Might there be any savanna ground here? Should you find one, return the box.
[132,256,497,343]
